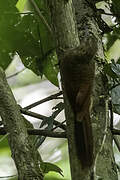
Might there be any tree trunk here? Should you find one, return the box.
[0,67,43,180]
[47,0,118,179]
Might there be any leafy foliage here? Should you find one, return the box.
[34,102,64,149]
[41,162,63,177]
[0,0,58,86]
[99,0,120,52]
[104,63,119,79]
[42,52,59,86]
[1,0,120,179]
[0,0,20,69]
[111,63,120,77]
[105,27,120,51]
[104,60,120,114]
[111,86,120,115]
[16,0,27,12]
[111,0,120,20]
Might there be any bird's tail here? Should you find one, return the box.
[75,113,93,168]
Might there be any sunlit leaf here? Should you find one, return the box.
[41,162,64,177]
[106,33,118,51]
[16,0,27,12]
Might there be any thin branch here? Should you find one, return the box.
[0,175,17,179]
[112,128,120,135]
[1,12,34,15]
[52,120,66,131]
[109,98,113,130]
[113,135,120,153]
[20,107,49,119]
[0,67,43,178]
[23,91,63,110]
[0,127,66,138]
[29,0,52,34]
[0,133,9,142]
[28,129,66,138]
[6,68,26,79]
[20,107,66,130]
[101,12,120,18]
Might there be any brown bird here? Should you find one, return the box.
[60,37,97,168]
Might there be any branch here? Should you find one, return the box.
[1,12,34,15]
[101,11,120,18]
[29,0,52,34]
[6,68,26,79]
[52,120,66,131]
[109,98,113,130]
[20,107,66,130]
[0,67,43,179]
[28,129,66,138]
[0,127,66,138]
[112,129,120,135]
[24,91,63,110]
[0,175,17,179]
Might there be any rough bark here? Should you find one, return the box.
[0,67,43,180]
[47,0,118,179]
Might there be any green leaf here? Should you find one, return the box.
[0,0,20,69]
[43,52,59,87]
[21,57,42,76]
[41,162,64,177]
[106,32,118,51]
[0,52,14,70]
[0,0,57,87]
[16,0,27,11]
[111,63,120,77]
[0,0,18,10]
[116,57,120,64]
[110,0,120,24]
[112,0,120,15]
[103,63,118,79]
[113,104,120,115]
[111,85,120,114]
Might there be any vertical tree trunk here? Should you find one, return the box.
[0,67,43,180]
[48,0,118,179]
